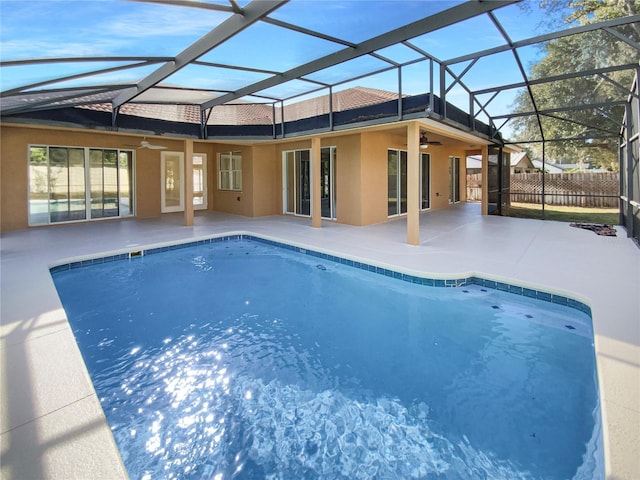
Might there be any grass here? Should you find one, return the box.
[502,202,619,224]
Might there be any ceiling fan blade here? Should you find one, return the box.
[123,138,166,150]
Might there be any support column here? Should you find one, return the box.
[481,144,489,215]
[184,139,194,227]
[407,123,420,245]
[311,136,322,228]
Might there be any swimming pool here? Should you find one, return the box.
[52,236,603,480]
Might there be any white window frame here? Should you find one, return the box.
[420,152,431,211]
[387,148,408,218]
[320,146,337,220]
[282,149,312,217]
[192,153,208,210]
[27,144,135,226]
[161,151,185,213]
[218,151,242,191]
[449,156,461,204]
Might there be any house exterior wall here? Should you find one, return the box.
[427,145,468,208]
[1,123,471,232]
[327,134,361,225]
[209,144,254,217]
[0,125,188,231]
[273,133,366,225]
[1,125,29,231]
[250,144,279,217]
[361,130,400,225]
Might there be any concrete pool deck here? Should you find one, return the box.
[1,203,639,479]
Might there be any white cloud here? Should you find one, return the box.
[98,6,228,40]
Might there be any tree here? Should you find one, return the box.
[510,0,639,170]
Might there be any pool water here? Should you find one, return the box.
[52,238,603,480]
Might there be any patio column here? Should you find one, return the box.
[407,123,420,245]
[311,136,322,228]
[481,144,489,215]
[184,139,194,226]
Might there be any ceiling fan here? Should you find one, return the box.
[124,137,167,150]
[420,132,442,149]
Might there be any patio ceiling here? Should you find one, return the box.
[1,0,638,143]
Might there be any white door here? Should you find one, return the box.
[161,151,184,213]
[192,153,207,210]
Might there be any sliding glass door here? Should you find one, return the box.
[161,152,208,213]
[449,156,461,204]
[283,147,336,218]
[321,147,336,219]
[388,149,407,217]
[283,150,311,216]
[421,152,431,210]
[193,153,207,210]
[28,145,133,226]
[161,152,185,213]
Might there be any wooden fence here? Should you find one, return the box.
[466,172,619,208]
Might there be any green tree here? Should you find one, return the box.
[511,0,639,170]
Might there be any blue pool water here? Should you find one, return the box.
[52,238,603,480]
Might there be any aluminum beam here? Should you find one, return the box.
[1,86,131,116]
[492,100,627,119]
[445,14,640,65]
[112,0,288,109]
[1,61,157,98]
[604,26,640,51]
[489,11,546,142]
[472,63,638,96]
[0,56,173,68]
[201,0,519,110]
[541,112,620,136]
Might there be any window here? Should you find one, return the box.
[320,147,336,219]
[192,154,207,209]
[283,149,311,216]
[449,156,461,204]
[161,152,184,213]
[388,149,429,215]
[29,145,134,226]
[388,149,407,216]
[421,152,431,210]
[218,152,242,191]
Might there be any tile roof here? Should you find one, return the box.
[282,87,400,122]
[76,87,401,127]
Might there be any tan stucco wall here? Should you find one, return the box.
[0,125,279,232]
[362,130,401,225]
[358,130,469,224]
[427,145,468,210]
[0,125,190,231]
[1,123,473,233]
[209,144,254,217]
[324,134,360,225]
[1,125,29,232]
[250,144,279,217]
[274,134,365,225]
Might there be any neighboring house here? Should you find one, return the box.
[510,152,535,173]
[466,156,483,175]
[466,151,533,175]
[1,87,514,239]
[531,160,586,173]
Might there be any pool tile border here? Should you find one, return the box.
[49,233,592,317]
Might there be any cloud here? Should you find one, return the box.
[1,1,229,60]
[98,6,228,40]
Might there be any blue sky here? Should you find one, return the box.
[0,0,554,120]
